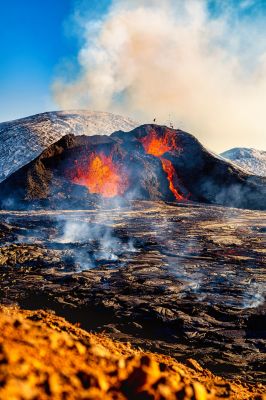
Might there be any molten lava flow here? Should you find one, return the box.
[139,128,178,157]
[161,158,184,201]
[72,152,128,198]
[139,129,186,200]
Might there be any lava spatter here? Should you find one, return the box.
[71,152,128,198]
[139,128,178,157]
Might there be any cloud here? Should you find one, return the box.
[53,0,266,152]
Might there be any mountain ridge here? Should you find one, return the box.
[0,110,138,183]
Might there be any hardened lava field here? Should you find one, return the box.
[0,201,265,383]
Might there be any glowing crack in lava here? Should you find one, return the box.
[140,129,186,200]
[72,152,128,198]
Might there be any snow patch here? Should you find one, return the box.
[221,147,266,177]
[0,110,138,182]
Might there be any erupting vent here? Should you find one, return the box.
[140,129,186,200]
[71,152,128,198]
[139,128,178,157]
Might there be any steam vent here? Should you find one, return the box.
[0,124,265,210]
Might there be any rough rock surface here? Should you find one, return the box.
[0,125,265,210]
[0,306,264,400]
[0,201,265,383]
[0,110,137,182]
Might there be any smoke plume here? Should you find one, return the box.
[53,0,266,152]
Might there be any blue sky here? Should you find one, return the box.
[0,0,265,124]
[0,0,114,122]
[0,0,75,121]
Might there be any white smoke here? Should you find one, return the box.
[58,219,91,243]
[53,0,266,152]
[56,209,137,271]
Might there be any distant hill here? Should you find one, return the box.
[221,147,266,177]
[0,110,137,182]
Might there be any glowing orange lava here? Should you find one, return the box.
[140,129,186,200]
[72,152,128,198]
[139,129,178,157]
[161,158,184,201]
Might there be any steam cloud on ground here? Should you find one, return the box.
[53,0,266,152]
[55,205,137,271]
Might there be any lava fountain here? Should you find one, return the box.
[139,129,187,200]
[71,151,128,198]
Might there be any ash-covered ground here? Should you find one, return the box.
[0,201,265,383]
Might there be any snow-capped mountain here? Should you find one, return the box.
[0,110,138,182]
[221,147,266,177]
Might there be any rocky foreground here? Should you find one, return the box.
[0,306,265,400]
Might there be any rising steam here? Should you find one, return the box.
[56,210,137,271]
[53,0,266,152]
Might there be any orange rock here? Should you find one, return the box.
[0,306,264,400]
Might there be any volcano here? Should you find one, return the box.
[0,124,265,210]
